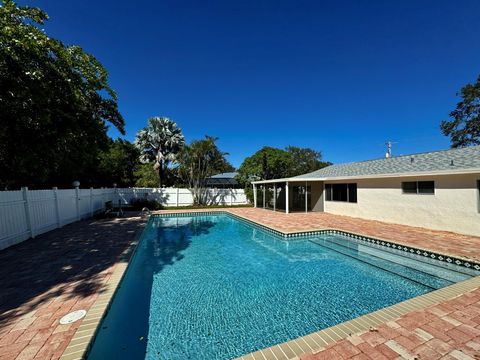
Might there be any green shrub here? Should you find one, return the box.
[129,198,163,210]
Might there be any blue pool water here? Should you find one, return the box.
[87,214,474,360]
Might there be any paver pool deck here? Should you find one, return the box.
[0,207,479,360]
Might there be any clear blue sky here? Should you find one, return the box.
[27,0,480,168]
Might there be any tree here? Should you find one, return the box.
[177,136,232,204]
[441,75,480,148]
[286,146,331,175]
[97,139,140,187]
[134,163,160,188]
[237,147,294,201]
[134,117,185,187]
[237,146,331,202]
[0,0,125,189]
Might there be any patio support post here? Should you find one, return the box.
[286,182,289,214]
[273,183,276,212]
[263,185,266,208]
[253,184,257,207]
[305,181,308,213]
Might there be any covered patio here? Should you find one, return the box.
[252,180,324,213]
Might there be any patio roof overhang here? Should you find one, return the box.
[251,167,480,185]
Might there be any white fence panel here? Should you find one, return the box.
[78,189,92,219]
[28,190,57,235]
[0,191,29,248]
[177,189,194,206]
[0,187,248,251]
[57,189,77,225]
[231,189,247,204]
[92,188,107,210]
[115,187,247,207]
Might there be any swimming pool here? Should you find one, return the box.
[87,213,477,360]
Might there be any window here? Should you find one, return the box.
[477,180,480,213]
[402,181,434,195]
[325,183,357,203]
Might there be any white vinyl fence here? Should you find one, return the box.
[0,187,247,250]
[115,187,247,207]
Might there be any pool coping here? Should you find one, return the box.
[59,210,480,360]
[59,218,147,360]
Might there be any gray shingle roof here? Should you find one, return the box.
[205,172,239,186]
[292,145,480,179]
[209,172,238,179]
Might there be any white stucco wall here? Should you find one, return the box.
[323,174,480,236]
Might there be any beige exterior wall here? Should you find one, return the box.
[310,181,324,212]
[323,174,480,236]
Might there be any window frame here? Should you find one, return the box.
[477,180,480,213]
[325,183,357,203]
[401,181,435,195]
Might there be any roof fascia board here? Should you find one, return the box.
[252,168,480,184]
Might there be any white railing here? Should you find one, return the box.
[0,187,247,251]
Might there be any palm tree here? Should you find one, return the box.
[134,117,185,187]
[177,136,233,204]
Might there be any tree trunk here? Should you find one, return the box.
[158,160,163,188]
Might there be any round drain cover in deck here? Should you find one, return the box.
[59,310,86,324]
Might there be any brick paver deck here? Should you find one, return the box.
[1,207,479,360]
[0,214,145,360]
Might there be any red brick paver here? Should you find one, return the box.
[0,214,145,360]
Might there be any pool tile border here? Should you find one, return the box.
[60,210,480,360]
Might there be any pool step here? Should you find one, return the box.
[309,236,465,289]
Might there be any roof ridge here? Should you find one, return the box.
[329,145,480,167]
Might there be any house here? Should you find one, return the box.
[205,172,242,189]
[252,146,480,236]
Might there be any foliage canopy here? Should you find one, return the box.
[134,117,185,187]
[0,0,125,188]
[97,139,139,187]
[177,136,234,204]
[237,146,330,201]
[441,75,480,148]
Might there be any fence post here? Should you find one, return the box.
[176,188,179,207]
[114,187,119,208]
[90,187,94,217]
[102,187,106,209]
[22,187,35,238]
[230,188,233,206]
[75,186,80,221]
[53,187,61,228]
